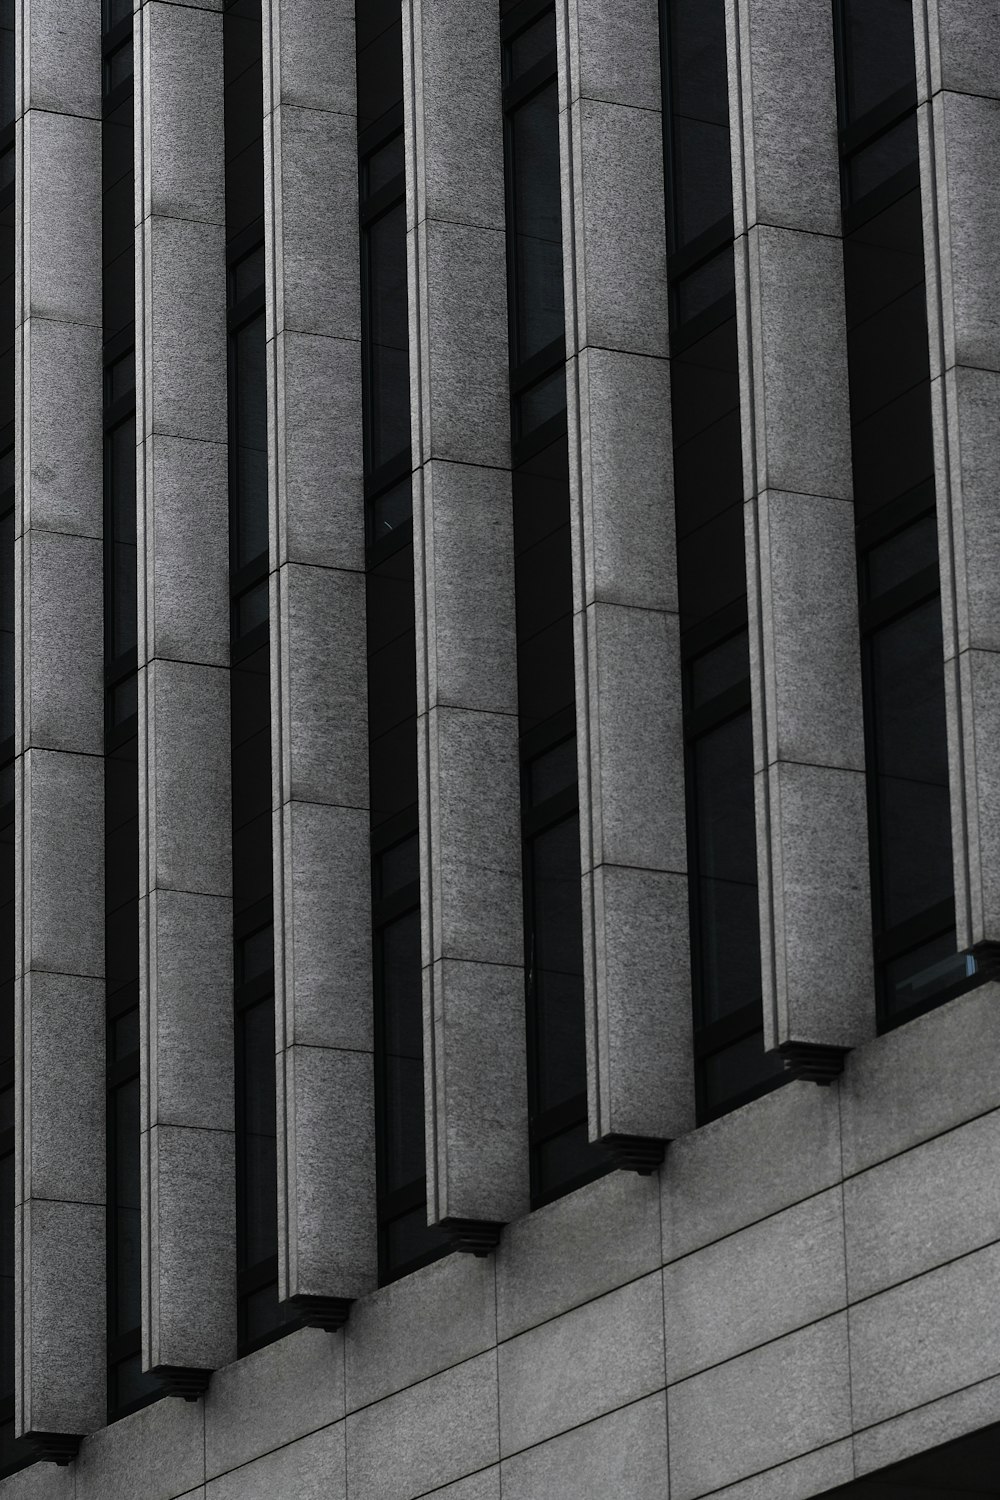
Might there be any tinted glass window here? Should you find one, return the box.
[366,201,411,471]
[529,813,586,1112]
[693,710,761,1026]
[504,4,601,1200]
[662,0,776,1119]
[232,313,268,570]
[835,0,960,1024]
[510,81,564,364]
[360,0,445,1283]
[840,0,916,122]
[380,911,425,1194]
[869,599,951,928]
[667,0,732,246]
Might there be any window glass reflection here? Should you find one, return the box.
[239,998,278,1272]
[869,599,951,929]
[840,0,916,123]
[836,0,958,1025]
[233,313,268,571]
[693,711,761,1027]
[529,814,586,1115]
[112,1078,141,1335]
[109,419,137,662]
[0,1152,11,1397]
[511,82,564,367]
[380,911,425,1195]
[367,203,410,472]
[0,508,11,745]
[0,2,13,131]
[847,114,918,201]
[509,12,556,78]
[667,0,731,249]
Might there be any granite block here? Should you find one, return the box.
[498,1275,664,1458]
[664,1188,847,1384]
[667,1315,851,1500]
[346,1253,495,1412]
[346,1352,499,1500]
[206,1326,344,1480]
[496,1167,660,1343]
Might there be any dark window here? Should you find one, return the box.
[224,0,291,1353]
[364,196,410,478]
[0,24,11,1452]
[661,0,782,1121]
[502,1,566,451]
[359,2,449,1284]
[503,0,610,1204]
[833,0,972,1026]
[816,1419,1000,1497]
[0,454,24,1472]
[102,5,162,1422]
[665,0,732,249]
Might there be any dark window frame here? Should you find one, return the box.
[660,0,782,1123]
[224,0,285,1354]
[832,0,980,1032]
[502,3,607,1202]
[519,710,608,1208]
[359,104,413,550]
[101,10,160,1422]
[0,466,20,1471]
[358,33,447,1287]
[501,0,568,466]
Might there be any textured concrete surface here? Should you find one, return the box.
[265,0,377,1307]
[560,0,693,1146]
[6,0,1000,1491]
[406,0,528,1228]
[14,0,107,1442]
[731,0,873,1055]
[135,0,236,1376]
[5,986,998,1496]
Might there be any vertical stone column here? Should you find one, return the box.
[913,0,1000,958]
[728,0,873,1074]
[14,0,106,1455]
[135,0,235,1387]
[558,0,693,1157]
[264,1,375,1321]
[405,0,528,1242]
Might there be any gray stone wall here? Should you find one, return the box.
[15,0,106,1444]
[134,0,236,1380]
[5,0,1000,1490]
[5,984,1000,1497]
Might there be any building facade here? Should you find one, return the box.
[2,0,1000,1494]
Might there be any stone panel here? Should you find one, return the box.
[496,1167,660,1342]
[848,1242,1000,1431]
[346,1253,495,1412]
[844,1109,1000,1302]
[667,1315,852,1500]
[662,1080,842,1260]
[498,1274,664,1458]
[345,1353,499,1500]
[663,1188,847,1384]
[501,1393,668,1500]
[205,1326,344,1480]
